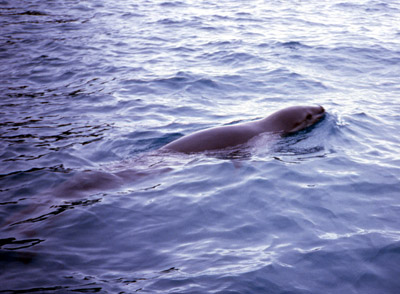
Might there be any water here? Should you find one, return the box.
[1,0,400,293]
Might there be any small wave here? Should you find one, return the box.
[278,41,311,50]
[220,52,259,65]
[262,68,327,92]
[159,1,186,8]
[169,45,196,53]
[122,72,222,94]
[205,40,235,47]
[334,1,399,13]
[156,18,184,25]
[121,12,145,18]
[191,78,219,89]
[332,2,364,9]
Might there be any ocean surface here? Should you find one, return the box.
[1,0,400,293]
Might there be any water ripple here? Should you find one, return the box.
[1,0,400,293]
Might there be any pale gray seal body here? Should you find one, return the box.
[161,105,325,153]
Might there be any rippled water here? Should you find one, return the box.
[1,0,400,293]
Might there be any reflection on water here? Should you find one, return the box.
[1,0,400,293]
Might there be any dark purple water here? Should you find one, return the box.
[1,0,400,293]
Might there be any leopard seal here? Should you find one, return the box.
[161,105,325,153]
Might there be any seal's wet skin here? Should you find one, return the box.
[161,105,325,153]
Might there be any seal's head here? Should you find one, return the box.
[267,105,325,134]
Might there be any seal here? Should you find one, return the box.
[161,105,325,153]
